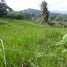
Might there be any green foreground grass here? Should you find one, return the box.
[0,18,67,67]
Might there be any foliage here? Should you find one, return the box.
[4,11,32,20]
[40,0,49,22]
[0,18,67,67]
[0,2,12,17]
[49,13,67,22]
[0,3,7,17]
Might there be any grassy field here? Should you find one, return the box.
[0,18,67,67]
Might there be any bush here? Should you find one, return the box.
[5,11,32,20]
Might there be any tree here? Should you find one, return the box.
[0,0,13,17]
[40,0,49,22]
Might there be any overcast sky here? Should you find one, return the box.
[5,0,67,13]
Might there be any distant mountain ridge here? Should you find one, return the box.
[23,8,41,16]
[22,8,67,18]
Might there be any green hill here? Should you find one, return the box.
[0,18,67,67]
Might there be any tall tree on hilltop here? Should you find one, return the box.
[40,0,49,22]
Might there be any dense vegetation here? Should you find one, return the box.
[0,18,67,67]
[0,1,67,67]
[5,11,32,20]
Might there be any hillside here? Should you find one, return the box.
[22,8,67,21]
[23,8,41,16]
[0,19,67,67]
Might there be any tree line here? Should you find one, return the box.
[0,0,67,23]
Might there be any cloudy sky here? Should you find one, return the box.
[5,0,67,13]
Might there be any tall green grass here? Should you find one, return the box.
[0,19,67,67]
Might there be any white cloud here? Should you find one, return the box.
[6,0,42,11]
[6,0,67,12]
[46,0,67,12]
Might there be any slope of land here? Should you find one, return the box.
[0,18,67,67]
